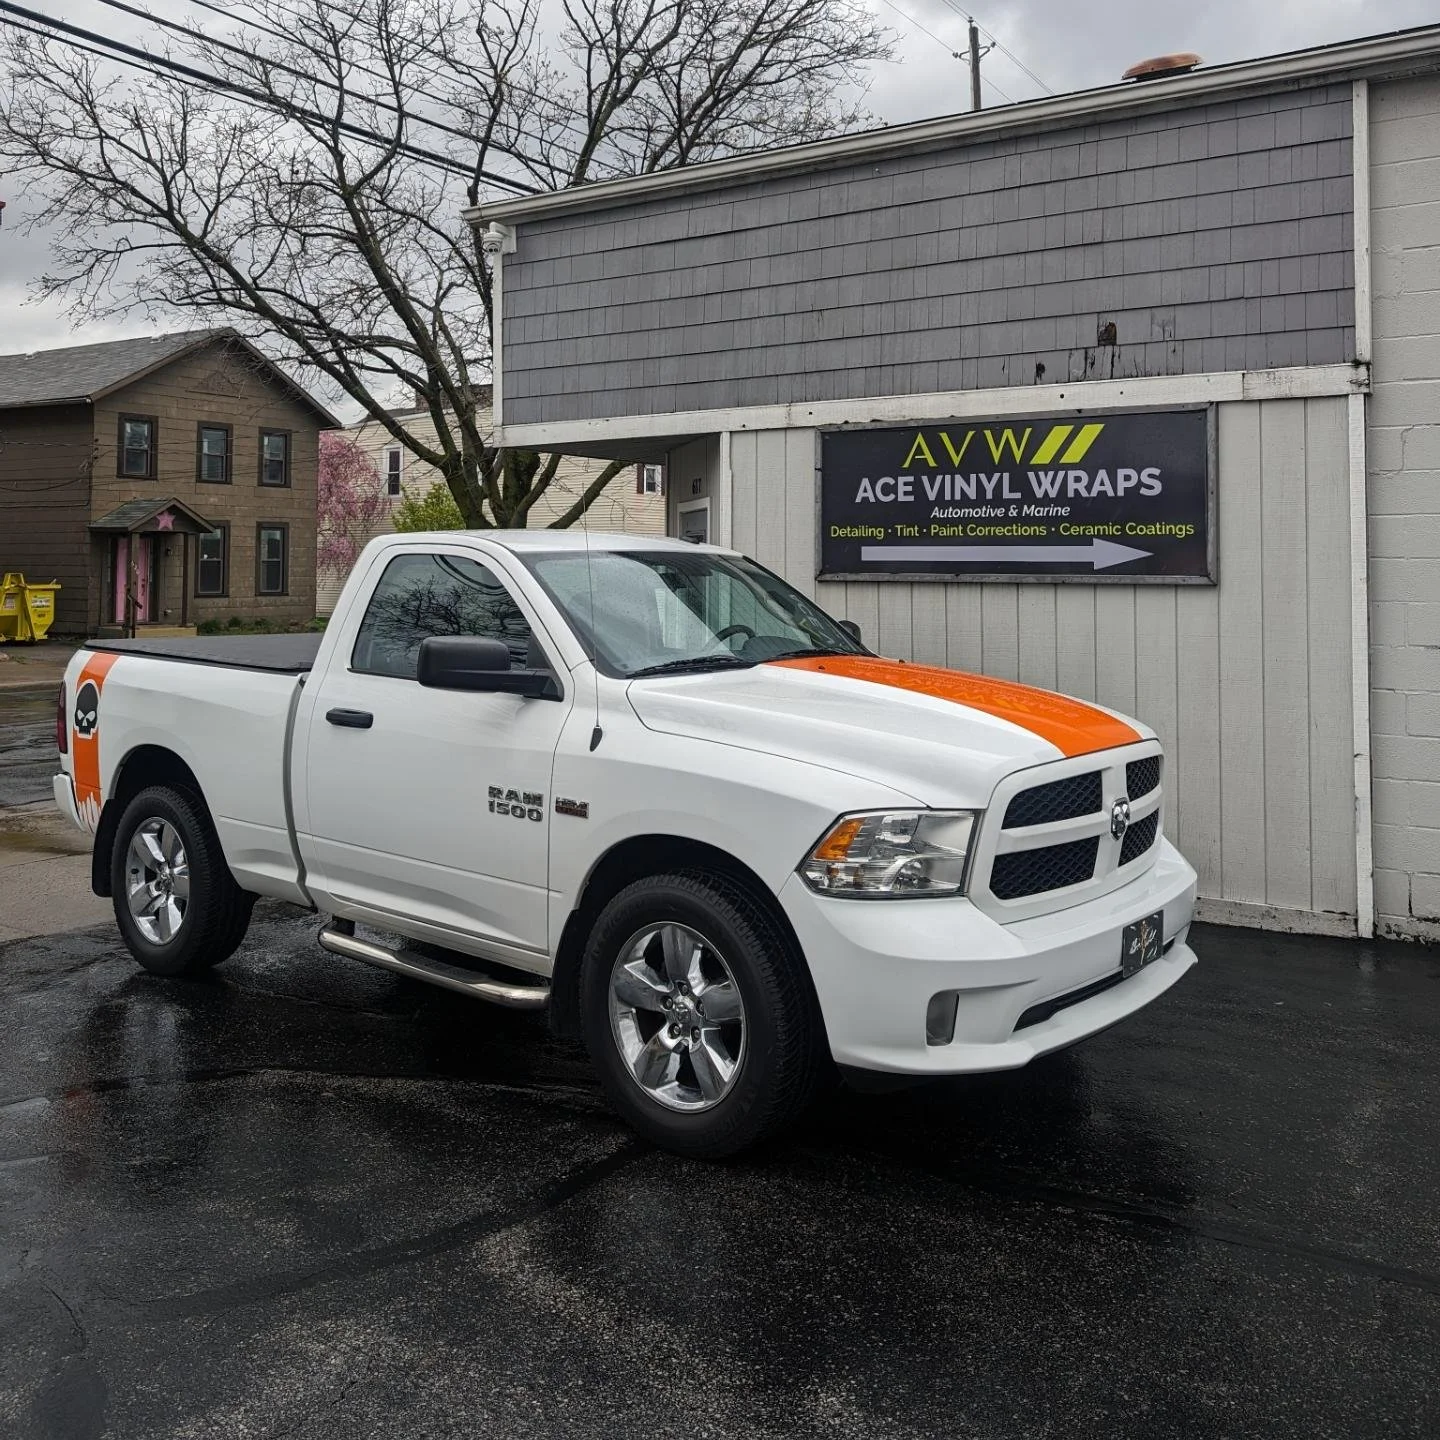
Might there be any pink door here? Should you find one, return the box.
[133,537,152,622]
[113,537,154,625]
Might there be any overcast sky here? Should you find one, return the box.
[0,0,1435,361]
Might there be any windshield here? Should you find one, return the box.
[522,549,868,678]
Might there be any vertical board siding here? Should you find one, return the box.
[1017,588,1058,690]
[729,399,1353,922]
[1305,398,1357,916]
[1259,399,1313,910]
[1217,402,1268,903]
[1054,589,1098,702]
[783,430,816,598]
[1175,580,1224,895]
[1134,587,1181,840]
[1094,588,1139,719]
[729,431,758,554]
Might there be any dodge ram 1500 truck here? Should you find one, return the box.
[55,531,1197,1157]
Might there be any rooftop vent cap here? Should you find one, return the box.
[1123,52,1202,82]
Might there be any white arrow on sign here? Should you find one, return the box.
[859,539,1154,571]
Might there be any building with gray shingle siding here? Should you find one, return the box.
[469,25,1440,944]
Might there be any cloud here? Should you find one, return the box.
[866,0,1437,121]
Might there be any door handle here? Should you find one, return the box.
[326,708,374,729]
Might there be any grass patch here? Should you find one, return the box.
[198,615,327,636]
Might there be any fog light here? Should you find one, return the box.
[926,990,959,1046]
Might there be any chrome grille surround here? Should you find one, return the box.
[969,741,1165,922]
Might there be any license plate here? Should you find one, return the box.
[1121,910,1165,978]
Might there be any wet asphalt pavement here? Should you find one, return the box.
[3,678,1440,1438]
[0,686,57,808]
[2,904,1439,1439]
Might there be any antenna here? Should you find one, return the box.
[580,462,602,751]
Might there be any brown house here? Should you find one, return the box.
[0,329,334,635]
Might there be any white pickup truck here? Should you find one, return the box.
[56,531,1197,1156]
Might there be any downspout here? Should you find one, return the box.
[1349,78,1375,940]
[717,431,733,547]
[482,222,516,434]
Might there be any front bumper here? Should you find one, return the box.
[779,839,1198,1074]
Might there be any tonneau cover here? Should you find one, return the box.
[85,633,323,674]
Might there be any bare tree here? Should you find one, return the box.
[0,0,889,526]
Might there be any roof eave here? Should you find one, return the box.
[465,22,1440,229]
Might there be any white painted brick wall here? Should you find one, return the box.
[1369,74,1440,940]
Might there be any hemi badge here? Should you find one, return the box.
[555,797,589,819]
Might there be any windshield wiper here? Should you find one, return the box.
[762,646,862,663]
[627,655,757,678]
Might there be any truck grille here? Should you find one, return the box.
[990,836,1100,900]
[1126,756,1161,800]
[1119,810,1159,866]
[971,742,1165,918]
[1002,771,1102,828]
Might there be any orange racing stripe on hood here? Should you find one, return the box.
[768,656,1140,758]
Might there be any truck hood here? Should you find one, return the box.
[625,656,1150,809]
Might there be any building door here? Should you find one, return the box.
[113,536,157,626]
[677,498,710,545]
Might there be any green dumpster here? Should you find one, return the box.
[0,573,61,643]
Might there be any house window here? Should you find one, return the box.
[197,425,231,484]
[637,463,664,496]
[256,524,288,595]
[118,416,157,479]
[196,526,229,597]
[259,430,291,487]
[384,445,403,497]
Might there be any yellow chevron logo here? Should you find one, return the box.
[1030,422,1105,464]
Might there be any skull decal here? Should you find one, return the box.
[74,680,100,739]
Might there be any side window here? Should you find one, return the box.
[351,553,535,681]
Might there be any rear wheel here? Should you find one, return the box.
[580,872,823,1158]
[110,785,254,976]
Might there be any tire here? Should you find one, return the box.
[580,871,824,1159]
[110,784,255,977]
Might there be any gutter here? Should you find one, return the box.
[464,23,1440,229]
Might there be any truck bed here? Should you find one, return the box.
[84,633,323,674]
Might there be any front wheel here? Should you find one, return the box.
[110,785,254,977]
[580,872,824,1158]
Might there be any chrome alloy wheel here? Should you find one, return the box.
[608,922,747,1112]
[125,818,190,945]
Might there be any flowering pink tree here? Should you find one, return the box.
[317,431,389,573]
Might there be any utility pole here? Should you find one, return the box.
[968,18,982,111]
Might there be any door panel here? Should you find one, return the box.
[300,551,571,955]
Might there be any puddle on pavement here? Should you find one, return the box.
[0,819,89,859]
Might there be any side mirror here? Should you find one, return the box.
[417,636,560,699]
[838,619,863,645]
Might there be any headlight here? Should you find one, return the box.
[800,811,977,897]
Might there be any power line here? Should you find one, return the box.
[176,0,594,148]
[873,0,958,57]
[976,21,1053,95]
[167,0,589,156]
[0,0,537,191]
[93,0,517,161]
[934,4,1053,96]
[871,0,1014,103]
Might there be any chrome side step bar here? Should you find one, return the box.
[318,925,550,1011]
